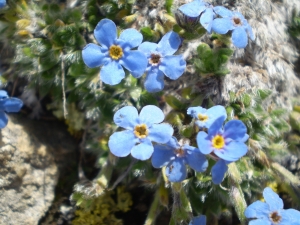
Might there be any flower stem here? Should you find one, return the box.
[144,188,161,225]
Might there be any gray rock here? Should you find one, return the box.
[0,115,77,225]
[134,0,300,108]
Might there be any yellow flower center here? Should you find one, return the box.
[109,45,123,60]
[212,135,225,149]
[134,124,148,139]
[269,211,281,224]
[149,53,161,65]
[198,114,208,122]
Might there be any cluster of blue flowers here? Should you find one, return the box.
[108,104,248,185]
[178,0,255,48]
[82,19,186,92]
[191,105,249,184]
[82,1,254,91]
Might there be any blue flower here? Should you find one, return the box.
[211,6,255,48]
[108,105,173,161]
[178,0,216,33]
[0,0,6,8]
[189,215,206,225]
[196,119,248,184]
[0,90,23,128]
[151,137,208,182]
[245,187,300,225]
[82,19,148,85]
[187,105,227,129]
[138,31,186,92]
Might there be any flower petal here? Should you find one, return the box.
[120,50,147,78]
[244,200,269,219]
[166,136,181,149]
[211,159,228,184]
[240,134,249,143]
[82,43,107,68]
[207,117,224,136]
[119,28,143,48]
[224,120,247,141]
[159,55,186,80]
[108,130,137,157]
[214,141,248,161]
[203,105,227,129]
[185,146,208,172]
[200,8,215,33]
[0,98,23,112]
[152,144,175,168]
[0,0,6,8]
[281,209,300,224]
[157,31,182,56]
[139,105,165,125]
[232,26,248,48]
[144,68,165,93]
[0,90,8,99]
[179,0,207,18]
[263,187,283,211]
[148,123,173,144]
[189,215,206,225]
[211,18,233,34]
[138,42,158,57]
[166,158,186,182]
[100,60,125,85]
[196,131,213,154]
[113,106,138,129]
[213,6,233,18]
[94,19,117,47]
[0,111,8,128]
[246,23,255,40]
[249,219,271,225]
[187,106,206,118]
[131,138,153,160]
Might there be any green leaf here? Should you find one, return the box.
[165,0,173,13]
[165,95,188,110]
[257,89,272,100]
[140,26,158,42]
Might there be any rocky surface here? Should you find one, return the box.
[0,115,78,225]
[132,0,300,108]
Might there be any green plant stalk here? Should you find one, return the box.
[144,188,161,225]
[227,165,247,224]
[96,160,114,189]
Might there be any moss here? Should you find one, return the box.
[72,186,132,225]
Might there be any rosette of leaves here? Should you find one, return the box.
[193,42,233,76]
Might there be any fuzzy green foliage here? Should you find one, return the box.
[193,43,233,76]
[160,89,300,224]
[0,0,160,149]
[287,105,300,153]
[1,1,300,225]
[288,10,300,38]
[165,0,174,14]
[226,89,300,208]
[72,186,132,225]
